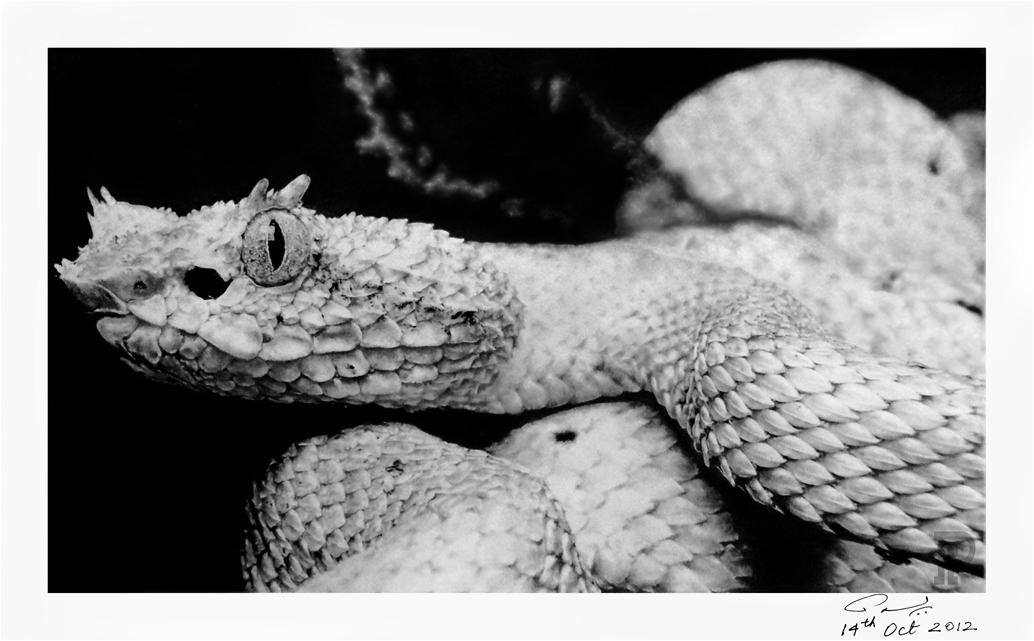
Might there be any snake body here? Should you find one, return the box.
[56,60,985,592]
[246,422,595,592]
[493,402,984,593]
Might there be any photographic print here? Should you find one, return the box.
[48,48,988,596]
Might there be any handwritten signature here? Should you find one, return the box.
[845,594,932,616]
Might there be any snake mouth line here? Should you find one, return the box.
[60,276,130,316]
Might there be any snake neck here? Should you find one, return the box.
[470,240,824,414]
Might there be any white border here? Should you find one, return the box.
[3,2,1032,639]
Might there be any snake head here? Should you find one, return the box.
[56,175,522,406]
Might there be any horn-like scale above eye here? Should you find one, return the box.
[242,210,311,286]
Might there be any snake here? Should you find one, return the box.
[55,59,985,593]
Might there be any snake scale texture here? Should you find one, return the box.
[56,59,985,593]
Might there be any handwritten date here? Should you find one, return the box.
[840,594,977,637]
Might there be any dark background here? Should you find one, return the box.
[48,49,984,592]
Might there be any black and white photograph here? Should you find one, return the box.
[5,2,1033,639]
[48,47,990,594]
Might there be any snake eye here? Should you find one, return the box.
[242,209,311,286]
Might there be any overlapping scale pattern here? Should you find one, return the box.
[492,402,983,593]
[640,60,985,312]
[630,226,984,376]
[654,322,985,570]
[245,423,595,592]
[492,403,752,592]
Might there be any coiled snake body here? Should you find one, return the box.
[57,60,985,593]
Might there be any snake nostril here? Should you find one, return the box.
[554,430,577,443]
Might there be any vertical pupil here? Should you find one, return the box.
[267,219,286,270]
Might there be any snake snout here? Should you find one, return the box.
[60,275,129,315]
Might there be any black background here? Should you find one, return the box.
[48,49,984,592]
